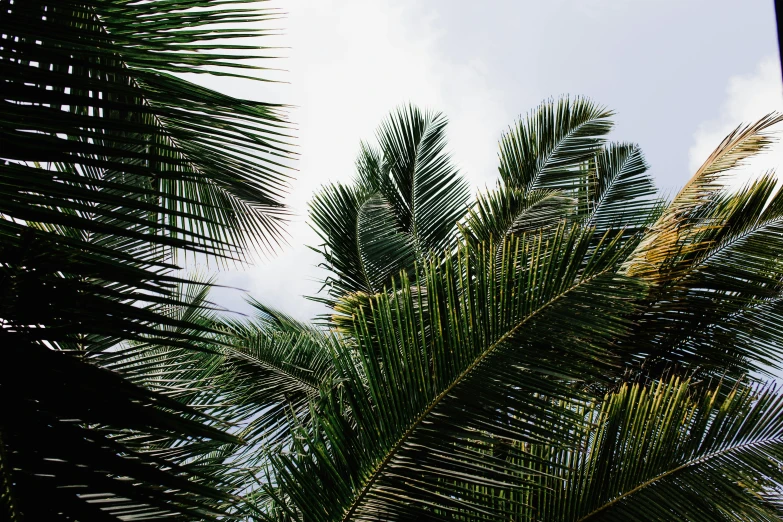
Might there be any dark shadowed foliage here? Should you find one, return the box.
[0,0,294,519]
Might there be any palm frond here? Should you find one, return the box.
[2,0,294,259]
[619,176,783,379]
[372,105,471,252]
[2,336,242,521]
[271,225,646,521]
[623,113,783,281]
[583,142,659,231]
[216,299,337,448]
[460,185,575,246]
[309,182,383,299]
[530,377,783,521]
[92,282,338,518]
[1,1,294,518]
[310,106,470,307]
[498,96,613,193]
[309,180,417,303]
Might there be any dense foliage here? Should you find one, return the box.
[1,1,292,519]
[4,1,783,521]
[101,99,783,521]
[260,101,783,521]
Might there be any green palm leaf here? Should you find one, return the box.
[529,377,783,521]
[460,185,575,246]
[463,101,635,249]
[2,336,242,521]
[272,225,646,521]
[498,96,613,193]
[372,106,471,252]
[217,299,337,447]
[2,1,294,259]
[92,282,338,518]
[310,106,470,306]
[583,142,659,231]
[621,176,783,381]
[309,181,415,300]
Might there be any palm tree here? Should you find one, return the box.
[128,97,783,520]
[1,1,294,519]
[5,5,783,517]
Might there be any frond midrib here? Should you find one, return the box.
[355,193,380,295]
[408,111,437,253]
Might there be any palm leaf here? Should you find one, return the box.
[498,96,613,193]
[309,181,415,301]
[583,142,659,231]
[619,176,783,380]
[529,377,783,521]
[2,0,294,259]
[372,105,471,252]
[460,185,575,246]
[2,336,242,521]
[91,282,339,518]
[310,106,470,306]
[271,225,646,521]
[1,1,294,519]
[623,113,783,281]
[216,299,337,448]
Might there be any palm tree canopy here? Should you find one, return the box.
[5,6,783,516]
[122,98,783,520]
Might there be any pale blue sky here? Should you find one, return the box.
[199,0,783,319]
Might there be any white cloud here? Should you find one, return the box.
[207,0,509,319]
[688,56,783,188]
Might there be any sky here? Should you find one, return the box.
[195,0,783,320]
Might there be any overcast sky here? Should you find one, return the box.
[197,0,783,320]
